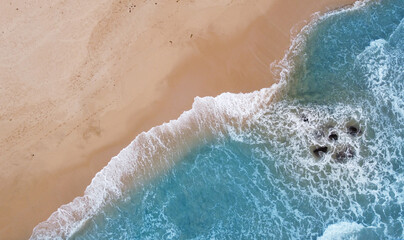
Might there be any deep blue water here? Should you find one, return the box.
[72,1,404,239]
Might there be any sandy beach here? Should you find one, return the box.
[0,0,356,239]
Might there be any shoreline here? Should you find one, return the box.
[0,0,356,239]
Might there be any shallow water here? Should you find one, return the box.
[34,0,404,239]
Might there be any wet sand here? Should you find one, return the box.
[0,0,356,239]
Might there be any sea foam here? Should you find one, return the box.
[318,222,364,240]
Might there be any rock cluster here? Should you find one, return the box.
[305,116,362,163]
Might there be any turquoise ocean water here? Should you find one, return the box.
[32,0,403,239]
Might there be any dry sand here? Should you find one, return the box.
[0,0,356,239]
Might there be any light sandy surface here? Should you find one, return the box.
[0,0,356,239]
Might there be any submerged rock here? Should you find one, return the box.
[314,129,325,139]
[332,145,355,163]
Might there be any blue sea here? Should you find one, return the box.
[32,0,403,239]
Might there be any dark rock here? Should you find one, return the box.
[312,146,328,158]
[328,132,338,141]
[346,119,362,136]
[347,126,359,136]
